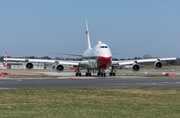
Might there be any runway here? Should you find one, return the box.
[1,76,180,89]
[0,70,180,89]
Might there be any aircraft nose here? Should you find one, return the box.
[98,57,112,69]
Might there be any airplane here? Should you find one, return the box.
[4,20,176,77]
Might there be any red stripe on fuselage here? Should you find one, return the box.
[83,56,112,69]
[98,57,112,69]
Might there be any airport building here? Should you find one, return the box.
[5,62,73,70]
[0,62,3,69]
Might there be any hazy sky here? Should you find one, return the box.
[0,0,180,59]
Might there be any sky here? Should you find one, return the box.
[0,0,180,59]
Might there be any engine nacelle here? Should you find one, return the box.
[132,64,140,72]
[25,62,33,70]
[154,61,163,69]
[55,64,64,73]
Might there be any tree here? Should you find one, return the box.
[54,57,60,60]
[166,60,176,65]
[143,54,152,59]
[0,56,4,62]
[29,56,35,59]
[112,58,119,61]
[43,56,51,59]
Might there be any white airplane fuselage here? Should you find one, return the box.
[82,41,112,69]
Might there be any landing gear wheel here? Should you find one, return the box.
[109,73,112,76]
[113,73,115,76]
[101,73,103,77]
[86,72,91,76]
[97,73,100,76]
[104,73,106,77]
[76,73,81,76]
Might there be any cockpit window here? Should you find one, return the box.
[100,46,108,48]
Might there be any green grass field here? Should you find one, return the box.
[0,88,180,118]
[0,66,179,78]
[116,73,180,78]
[140,66,179,71]
[2,72,52,78]
[116,66,179,72]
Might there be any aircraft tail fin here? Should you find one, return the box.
[85,19,91,49]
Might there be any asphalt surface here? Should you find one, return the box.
[1,76,180,89]
[0,70,180,89]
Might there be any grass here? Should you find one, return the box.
[116,66,179,72]
[116,73,180,78]
[140,66,179,71]
[2,72,52,78]
[0,88,180,118]
[0,66,179,78]
[0,68,75,72]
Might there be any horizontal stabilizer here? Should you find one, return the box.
[52,52,82,57]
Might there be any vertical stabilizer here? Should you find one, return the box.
[85,19,91,49]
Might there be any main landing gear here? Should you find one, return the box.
[86,69,91,76]
[97,69,106,77]
[75,66,81,76]
[75,67,116,77]
[76,68,92,76]
[109,66,115,76]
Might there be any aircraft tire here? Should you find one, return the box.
[113,73,115,76]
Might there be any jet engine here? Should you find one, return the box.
[154,61,163,69]
[25,62,33,70]
[132,64,140,72]
[55,64,64,73]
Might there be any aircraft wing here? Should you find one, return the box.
[112,57,176,66]
[4,58,89,66]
